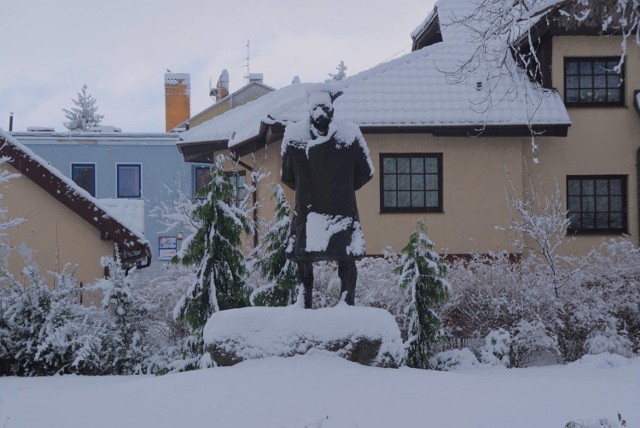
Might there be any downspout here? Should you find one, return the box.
[232,153,259,248]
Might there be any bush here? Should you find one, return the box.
[443,240,640,365]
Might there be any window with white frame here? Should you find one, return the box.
[117,164,141,198]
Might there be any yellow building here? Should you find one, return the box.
[177,0,639,258]
[0,130,150,287]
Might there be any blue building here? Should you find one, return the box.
[13,128,212,268]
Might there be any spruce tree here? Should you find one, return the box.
[62,84,104,131]
[98,252,149,374]
[326,60,348,82]
[251,184,297,307]
[172,155,251,337]
[396,218,449,369]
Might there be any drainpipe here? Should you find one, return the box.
[232,154,259,248]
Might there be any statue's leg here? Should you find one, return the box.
[338,260,357,305]
[297,261,314,309]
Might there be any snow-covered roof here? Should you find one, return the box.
[98,198,145,236]
[180,0,570,151]
[172,80,276,131]
[0,128,151,266]
[12,131,180,146]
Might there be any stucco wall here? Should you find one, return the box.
[2,164,113,287]
[529,35,640,256]
[239,133,525,255]
[19,136,188,265]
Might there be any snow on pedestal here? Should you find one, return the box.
[203,305,404,367]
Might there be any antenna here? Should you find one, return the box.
[244,39,250,83]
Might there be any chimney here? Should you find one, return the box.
[9,112,14,132]
[164,72,191,132]
[216,69,230,102]
[248,73,263,84]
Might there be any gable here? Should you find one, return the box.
[0,130,150,267]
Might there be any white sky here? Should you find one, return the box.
[0,0,435,133]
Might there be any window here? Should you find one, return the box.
[117,164,141,198]
[194,165,212,197]
[380,153,442,213]
[193,166,246,207]
[564,57,624,106]
[71,163,96,196]
[227,172,247,208]
[567,175,627,234]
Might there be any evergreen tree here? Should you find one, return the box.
[62,84,104,131]
[326,60,348,82]
[396,218,449,369]
[172,155,251,336]
[251,184,298,307]
[98,252,150,374]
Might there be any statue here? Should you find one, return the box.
[281,89,374,309]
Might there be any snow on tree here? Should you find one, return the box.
[62,84,104,131]
[96,252,150,374]
[497,172,573,296]
[325,61,348,82]
[171,155,251,367]
[250,184,298,307]
[396,218,450,369]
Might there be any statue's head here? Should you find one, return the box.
[309,90,343,138]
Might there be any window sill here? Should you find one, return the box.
[379,209,444,214]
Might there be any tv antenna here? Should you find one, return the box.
[244,39,250,83]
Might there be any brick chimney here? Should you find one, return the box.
[164,72,190,131]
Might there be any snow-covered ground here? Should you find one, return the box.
[1,353,638,428]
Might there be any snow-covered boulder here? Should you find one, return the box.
[203,305,403,367]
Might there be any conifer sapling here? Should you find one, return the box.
[396,218,449,369]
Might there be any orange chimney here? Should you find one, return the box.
[164,73,190,131]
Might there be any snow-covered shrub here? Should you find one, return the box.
[557,240,640,361]
[444,238,639,365]
[585,328,634,358]
[479,328,511,367]
[0,266,106,375]
[443,252,558,347]
[429,348,480,371]
[509,320,560,367]
[95,253,152,374]
[250,184,298,307]
[397,219,449,369]
[0,266,51,375]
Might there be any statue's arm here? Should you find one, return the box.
[281,146,296,190]
[353,141,374,190]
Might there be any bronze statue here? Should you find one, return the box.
[281,89,374,308]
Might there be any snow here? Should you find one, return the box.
[180,0,570,149]
[1,353,638,427]
[98,198,145,236]
[203,305,403,363]
[305,212,353,253]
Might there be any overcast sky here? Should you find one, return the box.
[0,0,435,133]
